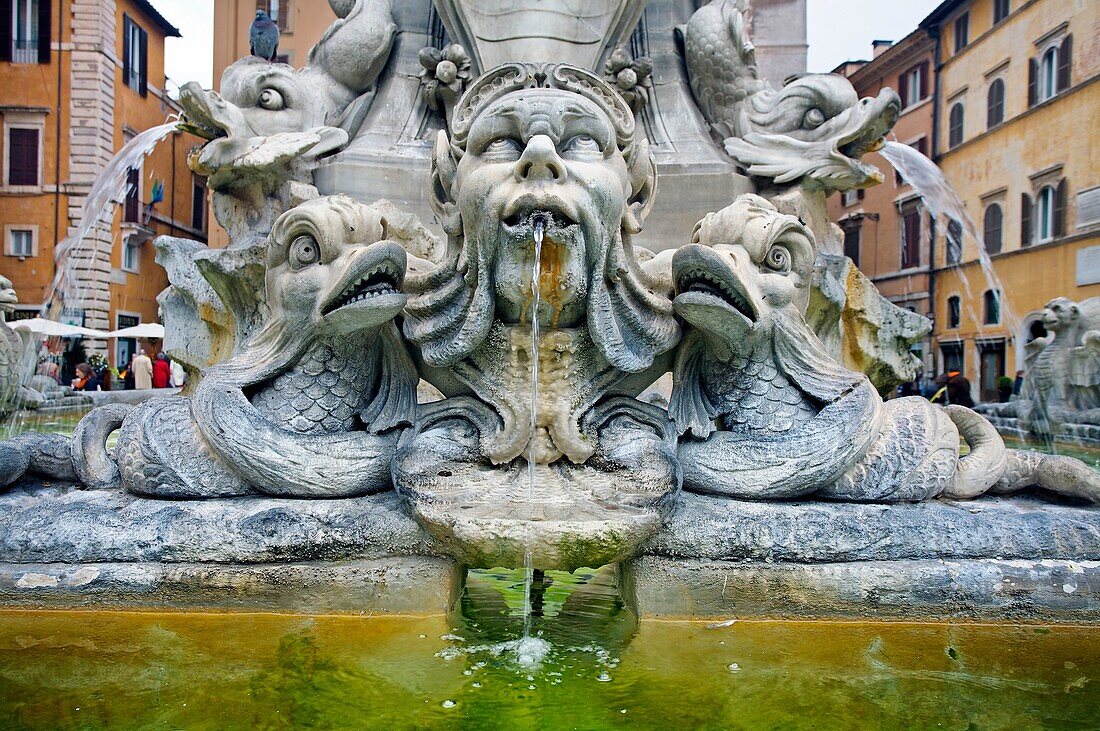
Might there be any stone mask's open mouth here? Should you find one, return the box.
[501,195,579,235]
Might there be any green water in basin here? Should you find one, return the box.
[1,570,1098,730]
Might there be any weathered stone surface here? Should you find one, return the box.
[646,493,1100,563]
[0,483,435,565]
[626,556,1100,622]
[0,558,460,614]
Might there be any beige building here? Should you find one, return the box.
[921,0,1099,402]
[828,31,938,376]
[0,0,207,372]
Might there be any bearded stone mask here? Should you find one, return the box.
[405,63,676,373]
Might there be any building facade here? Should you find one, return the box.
[827,31,938,377]
[922,0,1099,402]
[0,0,206,368]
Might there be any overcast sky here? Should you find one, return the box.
[153,0,943,92]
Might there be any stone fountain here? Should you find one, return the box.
[0,0,1097,621]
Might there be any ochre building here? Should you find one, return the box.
[922,0,1100,402]
[0,0,207,366]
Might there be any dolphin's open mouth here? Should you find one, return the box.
[321,248,405,317]
[674,252,757,325]
[178,82,244,141]
[836,90,901,161]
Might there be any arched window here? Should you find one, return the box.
[986,79,1005,128]
[983,290,1001,325]
[983,203,1003,254]
[948,103,965,148]
[1036,185,1055,242]
[946,218,964,264]
[948,296,961,329]
[1040,46,1059,102]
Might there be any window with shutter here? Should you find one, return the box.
[1020,192,1033,246]
[901,206,921,269]
[1036,185,1055,242]
[986,79,1004,128]
[947,297,961,329]
[123,16,147,95]
[946,219,963,264]
[1039,46,1058,102]
[7,127,39,186]
[124,167,140,222]
[983,290,1001,325]
[191,175,206,232]
[9,0,38,63]
[983,204,1003,254]
[954,14,969,53]
[1057,35,1072,93]
[948,103,964,148]
[257,0,291,32]
[993,0,1010,24]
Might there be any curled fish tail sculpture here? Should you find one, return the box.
[941,405,1008,500]
[994,449,1100,505]
[683,0,762,140]
[0,404,132,490]
[820,397,961,502]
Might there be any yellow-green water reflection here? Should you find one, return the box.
[0,609,1097,730]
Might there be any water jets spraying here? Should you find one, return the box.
[879,142,1020,337]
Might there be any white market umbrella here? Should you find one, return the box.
[11,318,108,338]
[106,323,165,339]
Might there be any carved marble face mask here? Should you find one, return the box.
[265,196,407,337]
[672,196,815,358]
[454,90,632,329]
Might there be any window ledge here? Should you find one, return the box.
[0,186,43,195]
[899,97,932,117]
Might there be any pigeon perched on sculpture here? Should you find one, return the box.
[249,10,279,62]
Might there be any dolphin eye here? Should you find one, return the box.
[289,235,321,269]
[803,108,825,129]
[764,245,792,274]
[258,88,285,111]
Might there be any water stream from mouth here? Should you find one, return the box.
[4,120,180,436]
[517,214,551,667]
[879,142,1021,338]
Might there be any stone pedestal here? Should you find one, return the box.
[1,485,1097,620]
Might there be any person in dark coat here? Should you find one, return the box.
[948,372,975,407]
[72,363,101,392]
